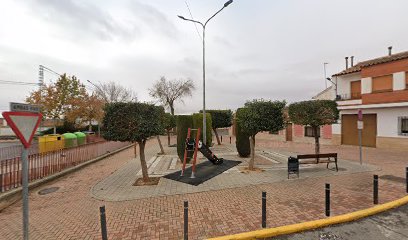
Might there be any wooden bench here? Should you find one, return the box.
[297,153,338,172]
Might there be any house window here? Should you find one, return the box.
[399,117,408,136]
[304,126,320,137]
[405,72,408,88]
[350,80,361,99]
[372,74,393,93]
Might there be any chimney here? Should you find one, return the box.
[345,57,349,69]
[388,46,392,56]
[351,56,354,67]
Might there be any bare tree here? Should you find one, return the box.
[93,81,136,103]
[148,77,195,115]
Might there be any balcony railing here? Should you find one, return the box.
[336,93,362,101]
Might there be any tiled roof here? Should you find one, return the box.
[332,51,408,76]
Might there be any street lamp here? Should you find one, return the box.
[178,0,233,145]
[326,77,339,99]
[87,79,105,137]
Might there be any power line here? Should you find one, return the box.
[0,80,40,86]
[185,1,202,41]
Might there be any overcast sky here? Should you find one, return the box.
[1,0,408,115]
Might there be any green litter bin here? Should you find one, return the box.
[74,132,87,145]
[63,133,78,148]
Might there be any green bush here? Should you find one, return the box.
[176,115,193,161]
[235,108,250,157]
[192,113,212,146]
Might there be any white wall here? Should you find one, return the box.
[336,107,408,138]
[335,73,361,98]
[393,72,406,91]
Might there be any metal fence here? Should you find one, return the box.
[0,141,131,192]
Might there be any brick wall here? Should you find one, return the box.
[294,124,303,137]
[361,58,408,78]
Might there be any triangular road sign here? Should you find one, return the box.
[2,111,42,148]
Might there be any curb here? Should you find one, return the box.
[208,195,408,240]
[0,143,134,211]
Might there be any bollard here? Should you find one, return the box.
[229,136,231,144]
[100,206,108,240]
[406,167,408,193]
[184,201,188,240]
[374,175,378,204]
[262,192,266,228]
[325,184,330,217]
[221,136,223,143]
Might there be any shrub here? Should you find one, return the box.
[176,115,193,161]
[192,113,212,146]
[235,108,251,157]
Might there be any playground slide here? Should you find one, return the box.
[198,143,223,165]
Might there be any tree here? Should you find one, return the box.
[26,74,88,132]
[202,110,233,145]
[238,99,286,170]
[148,76,195,115]
[163,113,176,146]
[65,93,105,131]
[288,100,339,156]
[103,102,164,182]
[93,81,136,103]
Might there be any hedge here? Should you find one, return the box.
[192,113,212,147]
[235,108,251,157]
[176,115,194,162]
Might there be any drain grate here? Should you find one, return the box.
[38,187,60,195]
[379,175,406,183]
[319,231,342,240]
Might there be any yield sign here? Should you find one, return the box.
[2,111,42,148]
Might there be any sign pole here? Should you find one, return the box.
[358,109,363,165]
[22,147,29,240]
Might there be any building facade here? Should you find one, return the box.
[331,49,408,149]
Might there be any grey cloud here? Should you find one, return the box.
[24,0,140,42]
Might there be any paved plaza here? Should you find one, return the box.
[0,135,407,239]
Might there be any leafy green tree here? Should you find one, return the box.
[238,99,286,170]
[201,110,233,145]
[163,113,176,146]
[103,102,164,182]
[235,108,251,157]
[288,100,339,156]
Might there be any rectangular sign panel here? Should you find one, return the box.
[10,102,41,113]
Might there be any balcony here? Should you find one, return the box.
[336,92,362,101]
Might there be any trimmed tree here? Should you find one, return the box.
[235,108,251,157]
[201,110,233,145]
[103,102,164,182]
[288,100,339,156]
[163,113,176,146]
[176,115,194,161]
[192,113,212,147]
[238,99,286,170]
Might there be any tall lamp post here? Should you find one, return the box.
[87,79,105,137]
[178,0,233,145]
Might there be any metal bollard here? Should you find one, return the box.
[184,201,188,240]
[229,136,231,144]
[262,192,266,228]
[406,167,408,193]
[325,184,330,217]
[221,136,223,143]
[374,175,378,204]
[100,206,108,240]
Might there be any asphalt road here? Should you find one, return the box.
[271,204,408,240]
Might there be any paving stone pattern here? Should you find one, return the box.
[0,135,407,240]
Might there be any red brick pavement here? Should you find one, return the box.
[0,136,407,239]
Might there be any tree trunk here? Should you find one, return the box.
[314,126,320,162]
[139,140,149,182]
[88,121,92,131]
[166,129,171,146]
[157,135,165,154]
[249,135,256,170]
[133,142,137,158]
[170,104,175,116]
[214,128,221,145]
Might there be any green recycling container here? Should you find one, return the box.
[74,132,87,145]
[62,133,78,148]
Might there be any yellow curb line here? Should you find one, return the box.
[208,195,408,240]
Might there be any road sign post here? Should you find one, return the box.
[3,106,42,240]
[358,109,363,165]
